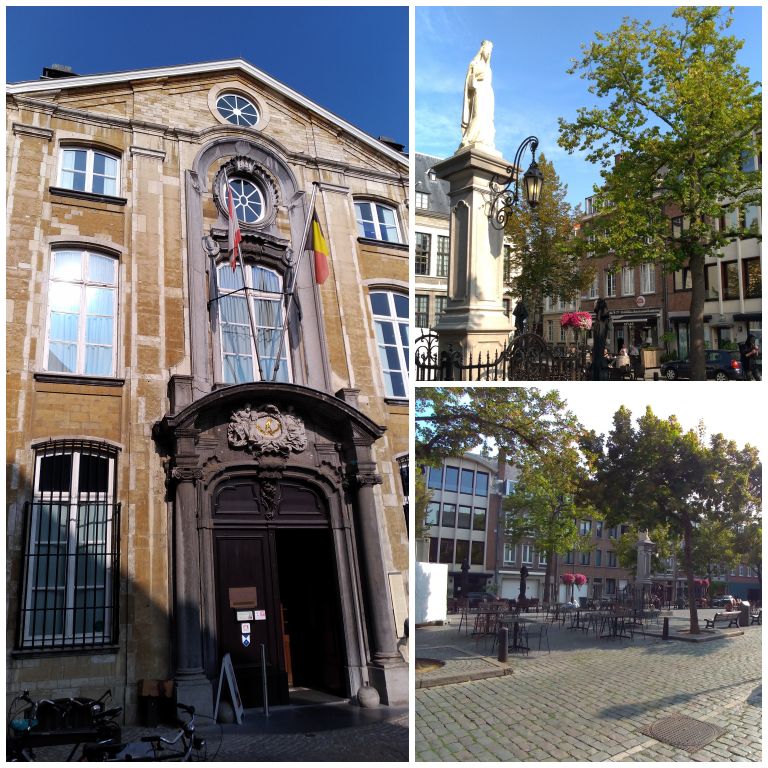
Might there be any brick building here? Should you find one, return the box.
[419,456,634,604]
[6,59,409,719]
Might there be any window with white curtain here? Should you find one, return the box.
[58,148,119,196]
[217,263,290,383]
[45,249,117,376]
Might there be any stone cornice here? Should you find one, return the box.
[10,98,407,185]
[12,122,53,141]
[129,145,167,161]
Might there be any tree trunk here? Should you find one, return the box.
[688,248,707,381]
[682,515,700,633]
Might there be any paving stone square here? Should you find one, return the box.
[416,610,761,762]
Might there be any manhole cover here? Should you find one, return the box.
[641,715,725,752]
[416,658,446,674]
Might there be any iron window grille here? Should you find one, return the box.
[18,440,120,650]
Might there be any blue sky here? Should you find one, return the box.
[6,5,409,149]
[417,5,762,208]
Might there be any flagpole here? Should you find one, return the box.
[224,169,265,381]
[269,182,320,381]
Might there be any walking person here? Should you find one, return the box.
[740,334,761,380]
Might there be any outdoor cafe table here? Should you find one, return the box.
[497,615,535,653]
[567,609,602,633]
[599,611,633,640]
[471,607,506,638]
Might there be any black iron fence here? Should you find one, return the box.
[18,500,121,649]
[415,331,589,381]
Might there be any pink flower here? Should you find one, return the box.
[573,573,588,586]
[561,573,576,585]
[560,311,593,330]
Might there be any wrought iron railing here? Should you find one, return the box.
[415,331,589,382]
[18,500,121,649]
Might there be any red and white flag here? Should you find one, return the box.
[227,183,242,271]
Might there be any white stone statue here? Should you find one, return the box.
[459,40,496,152]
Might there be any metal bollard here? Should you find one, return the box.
[662,616,669,639]
[497,626,508,663]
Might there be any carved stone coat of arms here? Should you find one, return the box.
[228,403,307,456]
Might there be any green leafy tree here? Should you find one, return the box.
[415,387,582,465]
[413,470,433,540]
[587,405,761,632]
[504,447,596,604]
[503,154,592,333]
[733,518,762,586]
[614,522,675,572]
[559,6,761,379]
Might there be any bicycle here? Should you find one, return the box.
[82,703,206,761]
[7,689,122,761]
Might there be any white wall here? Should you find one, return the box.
[415,562,449,624]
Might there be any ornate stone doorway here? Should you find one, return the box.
[153,380,406,713]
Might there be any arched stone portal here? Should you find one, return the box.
[153,379,407,714]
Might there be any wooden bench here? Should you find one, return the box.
[704,611,741,629]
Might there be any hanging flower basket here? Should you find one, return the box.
[560,311,593,331]
[573,573,588,587]
[561,573,576,585]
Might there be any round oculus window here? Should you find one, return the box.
[229,178,264,223]
[216,93,259,127]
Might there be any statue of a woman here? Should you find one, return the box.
[459,40,496,151]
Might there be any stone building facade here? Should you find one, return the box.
[6,59,409,719]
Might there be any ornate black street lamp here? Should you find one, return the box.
[488,136,543,229]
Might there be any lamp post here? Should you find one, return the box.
[488,135,544,229]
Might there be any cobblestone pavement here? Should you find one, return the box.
[416,611,761,761]
[17,702,408,762]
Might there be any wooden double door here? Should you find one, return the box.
[213,525,346,707]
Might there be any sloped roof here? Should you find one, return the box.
[415,152,450,214]
[7,58,407,167]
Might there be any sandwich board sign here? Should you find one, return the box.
[213,653,244,724]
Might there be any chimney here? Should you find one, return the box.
[41,64,79,80]
[377,136,405,154]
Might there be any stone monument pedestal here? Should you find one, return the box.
[433,147,513,365]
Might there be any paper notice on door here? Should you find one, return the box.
[254,610,266,620]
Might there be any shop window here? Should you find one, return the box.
[58,147,119,196]
[217,264,290,383]
[45,249,118,377]
[369,291,409,398]
[19,441,119,649]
